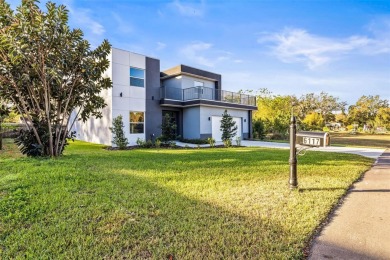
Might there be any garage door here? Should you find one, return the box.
[211,116,242,141]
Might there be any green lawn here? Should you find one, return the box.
[330,132,390,148]
[0,140,373,259]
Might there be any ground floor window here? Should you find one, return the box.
[130,111,144,133]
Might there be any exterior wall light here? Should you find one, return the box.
[120,92,123,97]
[208,117,211,121]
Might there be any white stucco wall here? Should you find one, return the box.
[71,52,113,145]
[111,49,146,145]
[71,48,148,146]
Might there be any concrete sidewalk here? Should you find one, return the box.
[309,150,390,260]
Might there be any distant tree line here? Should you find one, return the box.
[248,89,389,139]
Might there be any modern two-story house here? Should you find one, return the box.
[71,47,257,146]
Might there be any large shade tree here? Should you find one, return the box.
[0,0,112,156]
[348,95,390,129]
[0,98,10,150]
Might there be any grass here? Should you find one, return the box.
[0,139,373,259]
[330,132,390,148]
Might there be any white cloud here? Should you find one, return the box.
[72,9,105,36]
[179,42,230,67]
[62,0,105,36]
[111,12,133,34]
[157,42,167,51]
[259,28,374,69]
[169,0,205,17]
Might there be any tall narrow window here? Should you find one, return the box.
[130,67,145,87]
[130,111,144,133]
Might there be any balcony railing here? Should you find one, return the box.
[160,86,256,106]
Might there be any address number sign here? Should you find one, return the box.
[302,137,320,146]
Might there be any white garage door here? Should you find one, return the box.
[211,116,242,141]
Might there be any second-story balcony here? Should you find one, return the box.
[160,86,257,108]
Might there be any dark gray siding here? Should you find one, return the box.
[145,57,162,140]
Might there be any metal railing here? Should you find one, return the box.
[160,86,256,106]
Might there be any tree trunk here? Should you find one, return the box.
[0,119,2,150]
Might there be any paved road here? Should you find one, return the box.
[309,150,390,259]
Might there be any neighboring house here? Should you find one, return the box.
[71,47,257,146]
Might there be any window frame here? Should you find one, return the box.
[129,111,145,134]
[130,67,145,88]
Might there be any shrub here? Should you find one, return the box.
[235,136,241,146]
[322,126,330,132]
[14,120,75,157]
[155,139,161,149]
[207,137,216,148]
[109,115,128,150]
[223,139,232,148]
[220,110,237,146]
[253,119,265,140]
[160,113,177,142]
[136,138,145,146]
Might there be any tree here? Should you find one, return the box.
[160,113,177,142]
[348,95,389,128]
[110,115,128,149]
[302,112,324,130]
[0,99,10,150]
[220,110,237,146]
[252,89,295,137]
[252,119,265,140]
[0,1,112,156]
[297,92,346,125]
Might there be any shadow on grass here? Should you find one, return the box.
[299,187,346,192]
[0,166,302,259]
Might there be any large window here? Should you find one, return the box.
[130,111,144,133]
[130,67,145,87]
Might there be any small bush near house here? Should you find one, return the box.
[160,114,177,142]
[220,110,237,147]
[223,139,232,148]
[207,137,216,147]
[110,115,128,149]
[235,136,241,146]
[155,139,161,148]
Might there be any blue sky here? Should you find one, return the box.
[8,0,390,105]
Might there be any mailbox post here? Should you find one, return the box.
[288,122,330,189]
[289,116,298,189]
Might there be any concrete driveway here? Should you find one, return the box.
[176,140,385,159]
[240,140,385,159]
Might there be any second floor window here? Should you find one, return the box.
[130,67,145,87]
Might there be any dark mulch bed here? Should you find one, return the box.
[105,144,242,151]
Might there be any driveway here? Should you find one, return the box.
[175,140,385,159]
[241,140,385,159]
